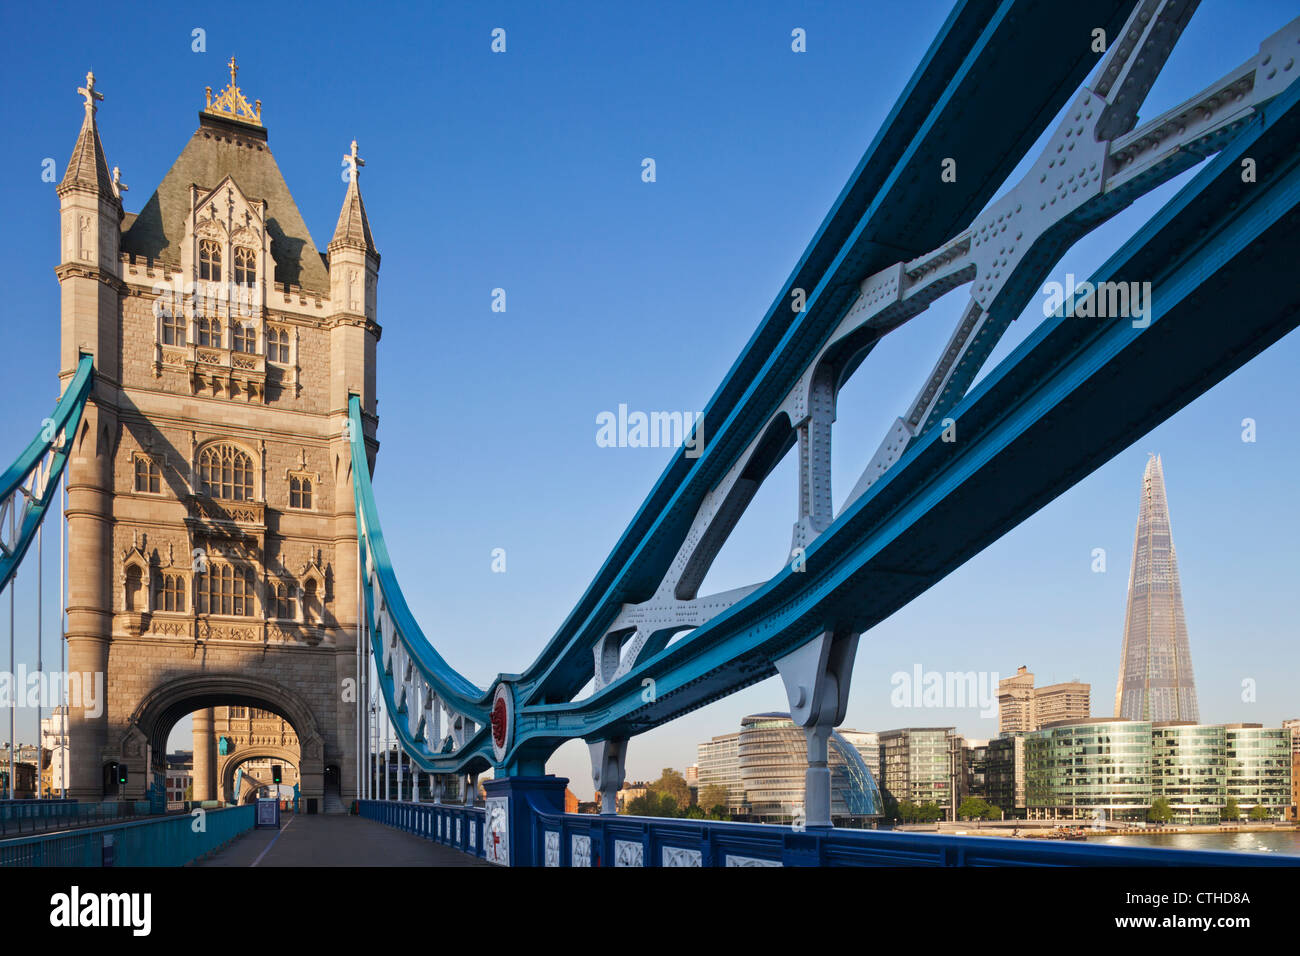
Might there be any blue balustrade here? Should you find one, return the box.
[0,804,255,867]
[360,783,1298,867]
[358,800,486,860]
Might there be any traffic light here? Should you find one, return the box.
[118,764,128,786]
[272,764,282,784]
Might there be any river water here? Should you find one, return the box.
[1084,829,1300,857]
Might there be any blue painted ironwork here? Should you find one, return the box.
[358,794,1297,868]
[0,353,92,591]
[0,804,255,867]
[357,799,486,860]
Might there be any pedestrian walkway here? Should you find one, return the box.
[193,813,490,867]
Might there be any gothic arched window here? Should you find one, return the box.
[197,563,255,616]
[275,583,296,620]
[233,247,256,286]
[266,327,291,364]
[198,443,254,501]
[161,309,186,346]
[199,239,222,281]
[289,475,312,510]
[232,322,256,354]
[156,572,186,612]
[134,456,161,494]
[196,315,222,349]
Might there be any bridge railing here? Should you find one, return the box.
[0,799,159,838]
[484,799,1300,867]
[0,804,254,867]
[358,800,485,860]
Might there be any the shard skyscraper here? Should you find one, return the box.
[1114,454,1199,722]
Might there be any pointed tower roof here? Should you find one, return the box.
[329,140,378,259]
[59,71,115,197]
[1114,453,1199,723]
[120,59,330,292]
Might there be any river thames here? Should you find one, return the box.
[1085,830,1300,857]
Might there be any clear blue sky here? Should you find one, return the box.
[1,2,1296,795]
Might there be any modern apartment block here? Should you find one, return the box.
[997,666,1090,734]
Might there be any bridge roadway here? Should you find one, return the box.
[193,813,488,867]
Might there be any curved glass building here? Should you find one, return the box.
[1025,718,1152,822]
[737,713,883,825]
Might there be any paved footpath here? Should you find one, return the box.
[193,813,490,867]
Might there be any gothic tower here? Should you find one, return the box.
[57,60,381,806]
[1114,454,1199,722]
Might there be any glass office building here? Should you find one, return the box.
[1224,724,1291,818]
[696,731,743,812]
[1025,719,1153,822]
[878,728,958,818]
[1151,722,1227,825]
[737,713,882,825]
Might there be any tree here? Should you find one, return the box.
[917,802,945,823]
[958,797,992,821]
[1221,798,1240,822]
[981,803,1002,821]
[699,783,729,811]
[1147,797,1173,824]
[683,805,706,819]
[1248,804,1269,821]
[706,805,730,821]
[651,768,692,808]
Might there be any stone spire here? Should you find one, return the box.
[330,140,377,258]
[59,71,115,198]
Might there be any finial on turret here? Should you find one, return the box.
[78,71,104,114]
[343,140,365,183]
[203,56,262,126]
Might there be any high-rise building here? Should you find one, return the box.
[696,732,743,811]
[997,666,1090,733]
[1114,455,1199,722]
[998,667,1036,734]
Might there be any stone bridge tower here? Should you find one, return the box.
[56,60,380,807]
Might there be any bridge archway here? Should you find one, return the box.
[219,746,300,804]
[121,673,326,805]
